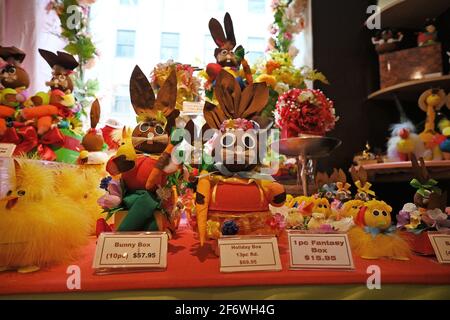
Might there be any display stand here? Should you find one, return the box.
[274,136,342,195]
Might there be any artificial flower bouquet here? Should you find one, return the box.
[274,88,337,138]
[397,202,450,255]
[253,52,328,117]
[151,60,201,111]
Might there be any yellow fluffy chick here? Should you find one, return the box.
[0,160,90,273]
[348,200,411,260]
[286,208,304,229]
[312,198,332,218]
[307,212,326,230]
[341,199,365,220]
[55,166,106,234]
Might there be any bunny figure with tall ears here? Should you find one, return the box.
[195,70,286,246]
[105,65,182,235]
[78,99,108,166]
[350,166,376,203]
[205,13,253,90]
[39,49,79,94]
[410,154,447,211]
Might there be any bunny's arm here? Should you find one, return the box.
[260,181,286,207]
[196,170,212,246]
[145,143,176,190]
[106,154,136,176]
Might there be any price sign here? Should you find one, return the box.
[218,236,282,273]
[92,232,168,274]
[182,101,204,115]
[0,143,16,158]
[428,232,450,264]
[288,231,354,270]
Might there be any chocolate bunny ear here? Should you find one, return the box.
[56,51,79,70]
[130,65,156,117]
[224,12,236,47]
[330,168,340,183]
[337,169,347,183]
[240,82,269,119]
[215,70,241,118]
[90,99,101,129]
[203,101,228,130]
[350,166,359,183]
[410,154,429,183]
[209,17,227,47]
[316,172,329,188]
[39,49,59,68]
[155,69,178,117]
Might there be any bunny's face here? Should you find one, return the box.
[47,67,73,93]
[0,64,29,89]
[215,47,238,68]
[129,65,179,155]
[132,118,172,154]
[213,123,261,172]
[203,70,270,173]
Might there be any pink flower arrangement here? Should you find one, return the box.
[274,88,337,137]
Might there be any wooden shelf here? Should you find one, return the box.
[358,160,450,182]
[366,0,449,29]
[367,75,450,101]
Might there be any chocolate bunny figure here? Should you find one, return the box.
[81,99,104,152]
[0,46,29,138]
[196,70,286,245]
[0,46,30,90]
[410,154,446,211]
[38,49,79,93]
[105,65,180,234]
[208,12,241,69]
[350,166,376,202]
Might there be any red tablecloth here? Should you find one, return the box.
[1,226,450,296]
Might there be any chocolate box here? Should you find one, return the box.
[379,43,443,88]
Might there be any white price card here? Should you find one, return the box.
[218,236,282,273]
[428,232,450,264]
[182,101,204,115]
[288,231,354,270]
[92,232,168,274]
[0,143,16,158]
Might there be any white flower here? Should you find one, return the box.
[402,203,417,212]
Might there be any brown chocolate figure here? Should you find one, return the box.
[129,65,179,155]
[38,49,79,93]
[82,99,104,152]
[0,46,30,90]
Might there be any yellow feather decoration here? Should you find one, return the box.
[0,161,90,270]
